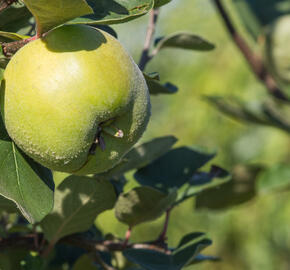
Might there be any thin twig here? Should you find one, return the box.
[213,0,289,102]
[157,208,171,242]
[123,226,132,247]
[138,8,160,71]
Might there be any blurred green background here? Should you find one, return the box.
[96,1,290,270]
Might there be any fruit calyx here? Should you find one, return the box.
[89,118,124,154]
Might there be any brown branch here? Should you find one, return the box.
[1,39,30,57]
[0,233,170,255]
[0,0,17,13]
[213,0,289,102]
[138,8,160,71]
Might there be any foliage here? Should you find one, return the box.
[0,0,230,269]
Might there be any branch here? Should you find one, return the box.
[0,234,170,254]
[213,0,289,102]
[0,0,17,13]
[1,36,36,57]
[138,8,160,71]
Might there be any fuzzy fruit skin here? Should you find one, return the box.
[1,25,150,175]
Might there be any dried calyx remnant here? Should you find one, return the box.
[89,118,124,154]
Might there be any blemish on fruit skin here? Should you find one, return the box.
[2,25,150,175]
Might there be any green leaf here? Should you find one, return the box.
[206,96,290,133]
[256,164,290,194]
[115,186,177,227]
[154,0,172,8]
[123,233,212,270]
[0,117,54,223]
[22,0,93,34]
[232,0,290,39]
[100,136,177,179]
[196,165,262,210]
[0,195,18,213]
[68,0,154,25]
[0,31,29,41]
[154,32,215,53]
[41,175,116,244]
[144,73,178,95]
[0,3,32,34]
[72,254,98,270]
[175,165,230,206]
[20,252,46,270]
[134,147,216,193]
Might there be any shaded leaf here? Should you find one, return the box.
[20,252,46,270]
[0,3,32,34]
[144,73,178,95]
[69,0,154,26]
[72,254,98,270]
[134,147,216,193]
[257,164,290,194]
[154,0,172,8]
[115,186,177,227]
[22,0,93,34]
[0,117,54,223]
[0,31,29,41]
[0,195,18,213]
[100,136,177,179]
[175,165,230,206]
[196,165,263,210]
[123,232,212,270]
[154,32,215,53]
[232,0,290,39]
[206,96,290,133]
[41,175,116,244]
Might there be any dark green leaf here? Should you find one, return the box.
[175,165,230,206]
[257,164,290,194]
[0,195,18,213]
[0,3,32,34]
[154,0,172,8]
[0,116,54,223]
[22,0,93,34]
[115,186,177,227]
[100,136,177,179]
[20,252,46,270]
[69,0,154,26]
[41,175,116,244]
[154,32,215,53]
[144,73,178,95]
[0,249,28,270]
[196,165,263,210]
[233,0,290,39]
[123,233,212,270]
[206,96,290,133]
[72,254,98,270]
[134,147,216,193]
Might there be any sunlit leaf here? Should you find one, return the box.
[115,186,177,227]
[41,175,116,244]
[22,0,93,34]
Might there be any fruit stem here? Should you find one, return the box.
[123,227,132,247]
[157,208,171,242]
